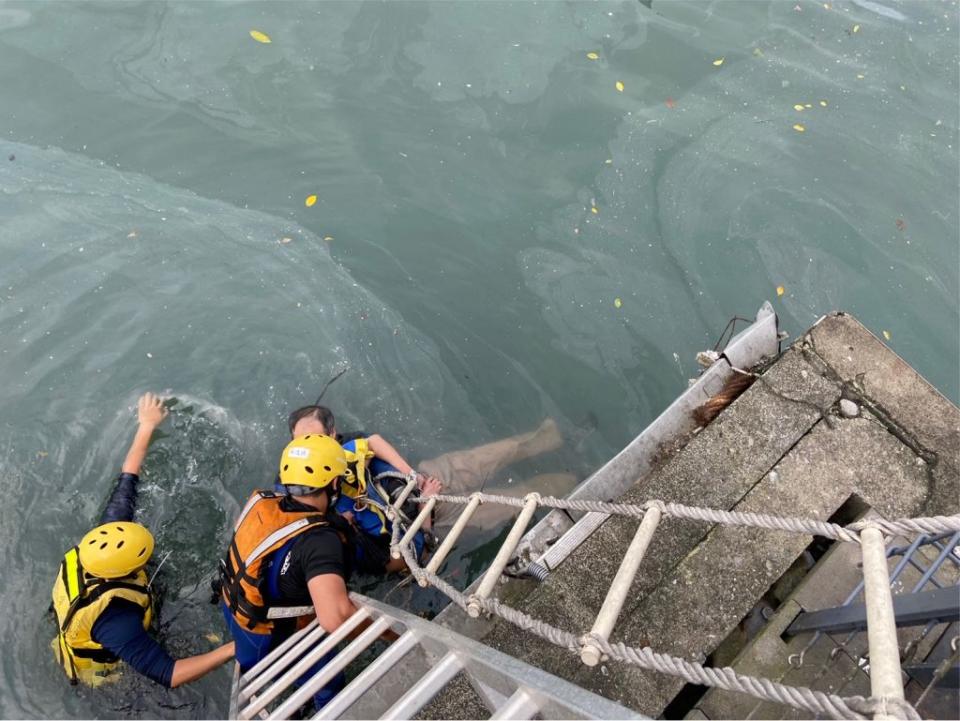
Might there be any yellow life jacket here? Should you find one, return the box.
[50,546,153,686]
[220,491,334,634]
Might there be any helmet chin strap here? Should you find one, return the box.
[324,484,340,509]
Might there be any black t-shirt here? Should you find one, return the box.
[271,497,352,607]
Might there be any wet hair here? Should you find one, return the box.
[287,405,335,437]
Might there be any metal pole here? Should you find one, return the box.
[467,494,540,618]
[860,525,905,718]
[392,498,437,559]
[581,506,661,666]
[420,494,483,587]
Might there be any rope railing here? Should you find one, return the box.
[421,490,960,544]
[385,490,959,719]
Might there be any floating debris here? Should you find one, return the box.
[856,73,865,79]
[614,297,623,308]
[713,57,725,67]
[250,29,272,44]
[793,123,806,133]
[305,194,317,207]
[323,235,334,241]
[794,104,805,111]
[590,206,599,215]
[895,218,906,231]
[146,352,154,359]
[615,80,625,92]
[586,52,600,60]
[882,330,892,341]
[753,48,764,57]
[777,285,785,297]
[205,632,222,644]
[604,158,613,165]
[127,230,138,239]
[279,237,292,244]
[853,24,860,33]
[819,100,828,107]
[666,97,676,109]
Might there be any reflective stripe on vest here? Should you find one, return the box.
[50,546,152,685]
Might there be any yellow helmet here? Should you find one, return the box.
[279,434,347,493]
[78,522,155,579]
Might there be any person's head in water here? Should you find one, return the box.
[277,434,347,511]
[287,405,335,438]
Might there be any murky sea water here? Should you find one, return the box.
[0,1,957,717]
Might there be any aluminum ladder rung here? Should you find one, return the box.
[379,651,463,720]
[489,688,540,720]
[241,618,320,686]
[312,629,419,720]
[241,623,327,703]
[229,594,644,720]
[267,616,393,720]
[239,609,370,720]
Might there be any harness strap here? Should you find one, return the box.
[60,579,149,633]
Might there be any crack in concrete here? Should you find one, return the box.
[799,331,941,507]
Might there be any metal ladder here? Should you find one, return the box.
[228,594,644,720]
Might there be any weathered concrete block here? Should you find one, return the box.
[476,349,840,711]
[806,313,960,515]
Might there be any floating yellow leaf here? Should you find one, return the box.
[586,52,600,60]
[614,297,623,308]
[205,632,222,643]
[323,235,334,241]
[819,100,828,107]
[882,330,891,341]
[590,206,599,215]
[604,158,613,165]
[279,237,292,245]
[794,104,805,111]
[753,47,764,57]
[852,24,860,33]
[713,57,725,67]
[804,103,812,108]
[615,80,625,92]
[776,285,785,297]
[249,29,272,44]
[793,123,806,133]
[856,73,865,79]
[305,195,317,207]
